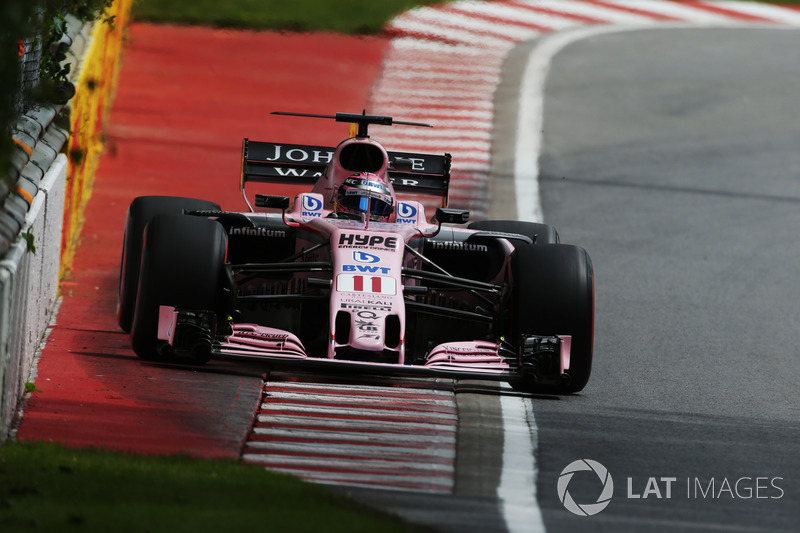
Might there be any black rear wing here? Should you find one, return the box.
[240,139,451,203]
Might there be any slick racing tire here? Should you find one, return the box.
[117,196,220,332]
[512,243,594,394]
[468,220,559,245]
[130,214,226,363]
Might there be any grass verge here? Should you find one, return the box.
[131,0,800,34]
[131,0,448,34]
[0,440,414,533]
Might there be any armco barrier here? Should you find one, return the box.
[1,0,132,441]
[0,156,66,436]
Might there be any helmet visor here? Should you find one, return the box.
[338,190,393,217]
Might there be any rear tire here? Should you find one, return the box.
[130,214,227,362]
[512,244,594,393]
[117,196,220,332]
[468,220,559,245]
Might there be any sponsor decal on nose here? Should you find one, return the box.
[353,251,380,264]
[302,195,322,211]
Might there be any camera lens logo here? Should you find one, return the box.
[557,459,614,516]
[302,195,322,211]
[397,203,417,218]
[353,251,380,264]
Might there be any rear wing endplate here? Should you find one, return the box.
[240,139,451,202]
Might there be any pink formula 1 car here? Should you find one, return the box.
[116,112,594,393]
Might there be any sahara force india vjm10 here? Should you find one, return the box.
[116,112,594,394]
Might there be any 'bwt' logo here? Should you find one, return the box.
[397,203,417,219]
[353,251,380,264]
[557,459,614,516]
[302,195,322,211]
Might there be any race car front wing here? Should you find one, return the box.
[157,306,572,387]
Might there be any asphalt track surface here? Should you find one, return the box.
[340,26,800,533]
[531,27,800,531]
[14,17,800,533]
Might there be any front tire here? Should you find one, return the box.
[117,196,220,332]
[130,214,227,363]
[512,243,594,393]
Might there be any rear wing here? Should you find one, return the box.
[240,139,451,203]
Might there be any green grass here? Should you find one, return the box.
[0,440,415,533]
[131,0,449,34]
[131,0,800,34]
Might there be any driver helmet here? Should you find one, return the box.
[335,172,394,222]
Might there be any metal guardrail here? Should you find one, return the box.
[4,14,92,260]
[1,0,132,440]
[0,14,94,440]
[0,155,66,437]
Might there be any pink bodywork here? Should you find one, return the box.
[157,191,573,376]
[156,134,573,379]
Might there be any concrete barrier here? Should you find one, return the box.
[0,155,66,437]
[0,0,132,441]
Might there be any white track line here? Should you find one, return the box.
[369,0,800,526]
[377,3,800,532]
[513,24,653,222]
[498,385,545,533]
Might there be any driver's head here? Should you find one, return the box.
[335,172,394,222]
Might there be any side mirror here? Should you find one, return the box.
[435,208,469,225]
[255,194,290,210]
